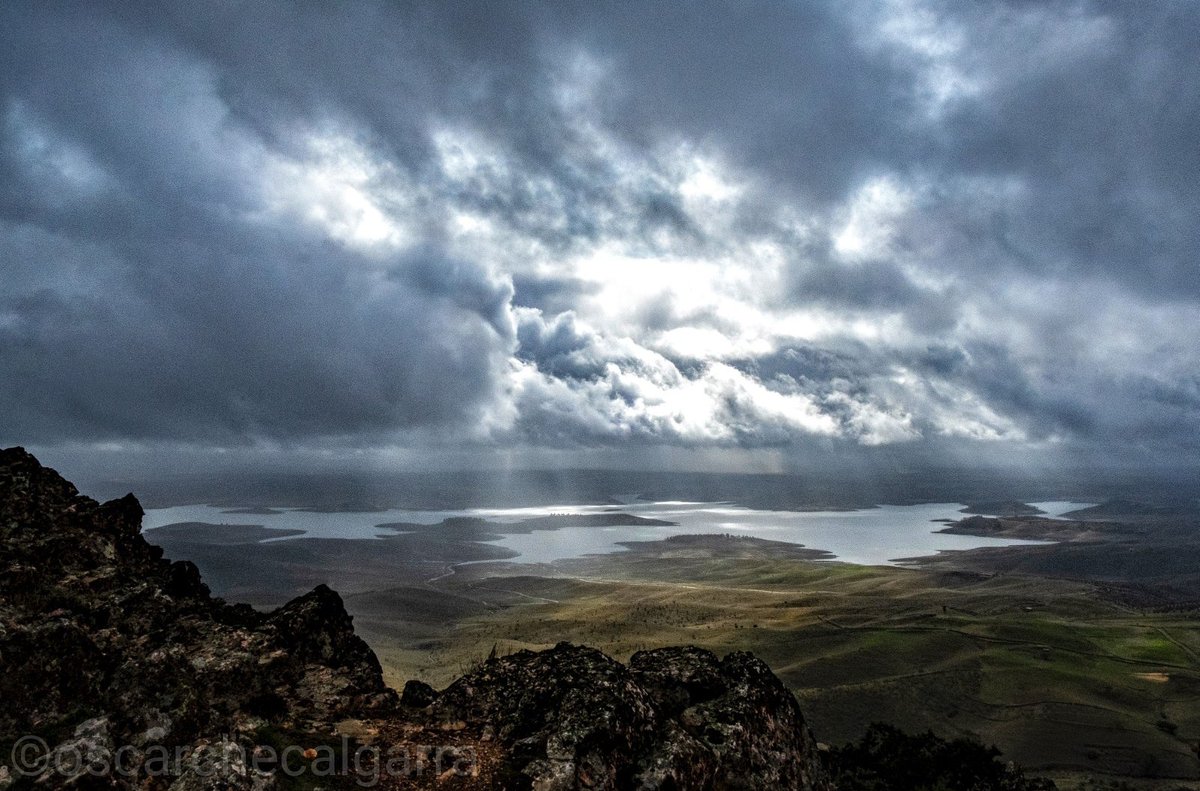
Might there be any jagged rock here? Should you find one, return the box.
[164,559,210,599]
[34,716,115,785]
[401,679,440,708]
[168,740,275,791]
[0,447,395,788]
[427,642,833,790]
[268,584,382,683]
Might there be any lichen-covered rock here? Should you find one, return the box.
[427,642,833,790]
[167,740,275,791]
[39,716,115,785]
[0,447,395,788]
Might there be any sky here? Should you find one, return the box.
[2,1,1198,478]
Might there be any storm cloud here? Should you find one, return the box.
[1,1,1197,469]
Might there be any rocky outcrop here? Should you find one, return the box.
[0,447,394,788]
[418,643,833,790]
[0,448,832,789]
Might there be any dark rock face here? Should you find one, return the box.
[0,448,832,790]
[401,679,440,709]
[0,447,395,787]
[429,643,832,790]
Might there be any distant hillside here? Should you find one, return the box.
[1062,498,1198,519]
[959,501,1045,516]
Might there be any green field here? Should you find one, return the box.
[346,546,1200,788]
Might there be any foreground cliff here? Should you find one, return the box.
[0,447,395,788]
[0,448,832,789]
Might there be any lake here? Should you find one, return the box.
[141,500,1086,566]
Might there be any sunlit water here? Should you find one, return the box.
[141,500,1088,566]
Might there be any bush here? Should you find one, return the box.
[824,723,1057,791]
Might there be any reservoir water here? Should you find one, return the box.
[141,500,1086,566]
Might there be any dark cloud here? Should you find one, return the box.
[0,5,514,443]
[0,225,514,442]
[911,2,1200,298]
[737,346,873,387]
[1,1,1197,465]
[515,311,601,381]
[511,274,601,314]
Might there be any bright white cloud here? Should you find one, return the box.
[833,176,915,260]
[259,130,410,250]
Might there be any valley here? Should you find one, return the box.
[145,500,1200,788]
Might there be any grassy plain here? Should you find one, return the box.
[346,539,1200,787]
